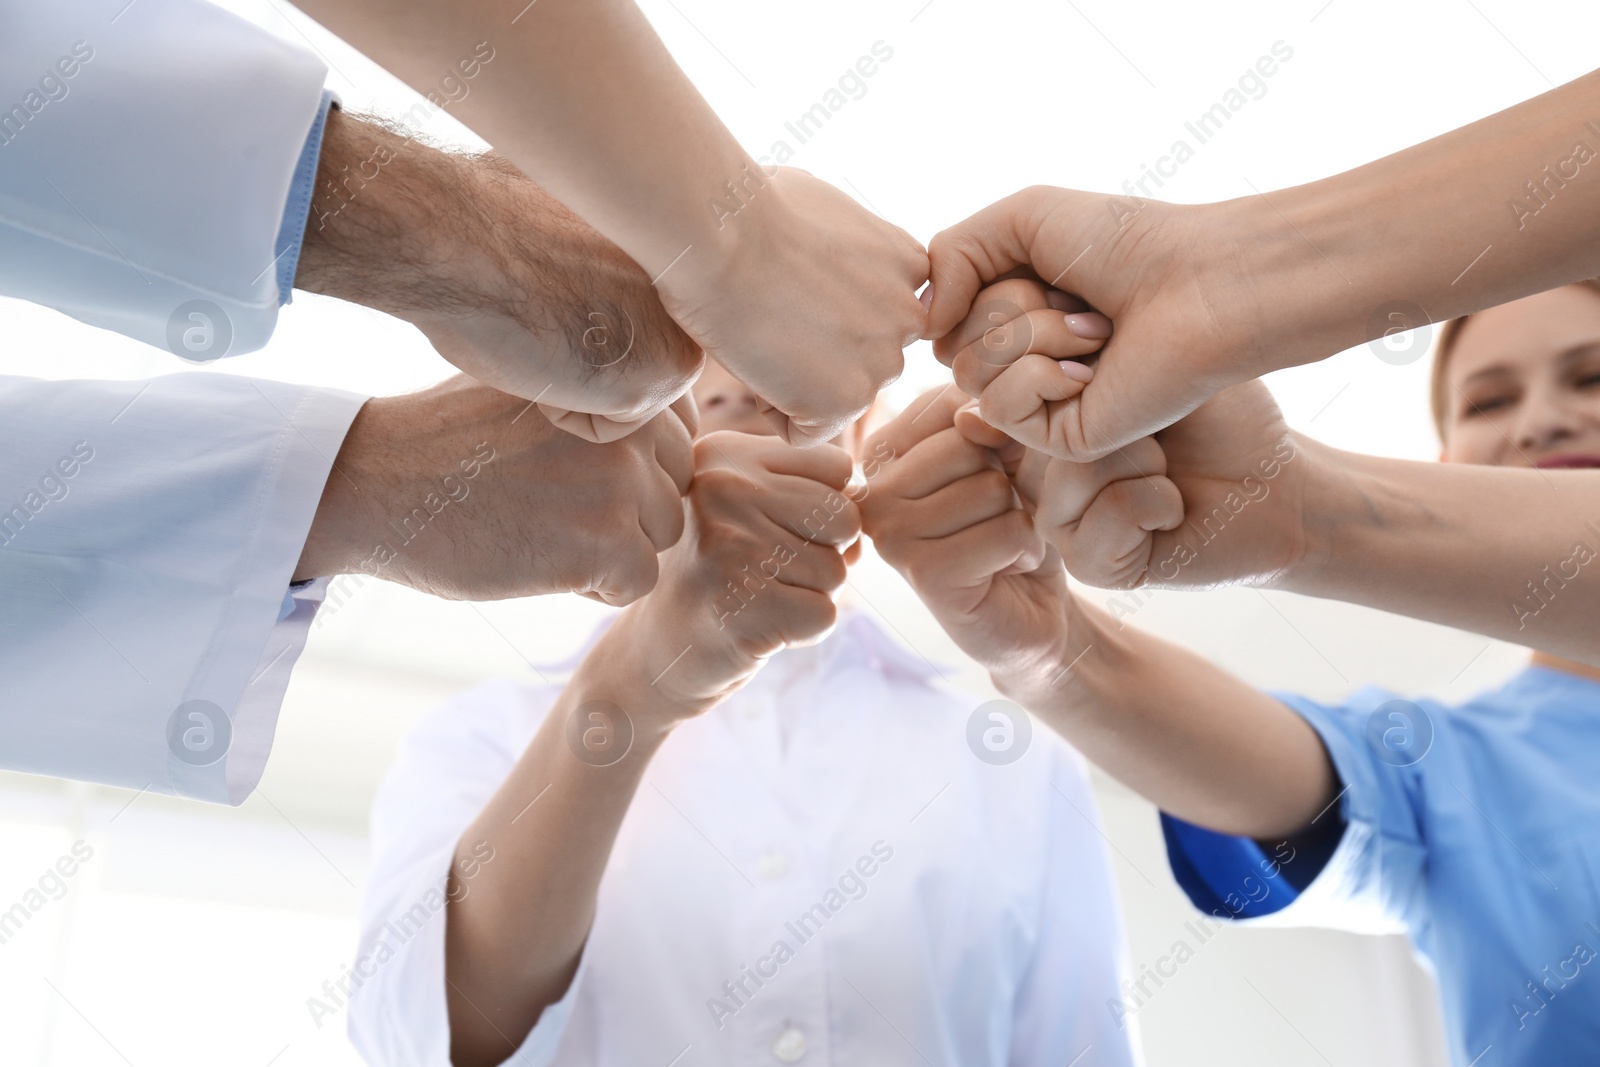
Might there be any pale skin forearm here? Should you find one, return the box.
[1286,437,1600,663]
[295,0,753,281]
[442,609,710,1067]
[1000,600,1337,841]
[1233,68,1600,368]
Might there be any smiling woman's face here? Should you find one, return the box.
[1441,284,1600,469]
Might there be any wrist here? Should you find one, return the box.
[577,606,719,736]
[661,157,788,302]
[1194,191,1380,377]
[294,397,392,582]
[1274,435,1368,599]
[988,598,1100,714]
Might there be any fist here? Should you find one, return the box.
[860,385,1072,684]
[935,276,1111,458]
[304,375,697,604]
[645,430,861,706]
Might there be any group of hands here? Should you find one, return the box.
[297,146,1323,728]
[627,275,1304,727]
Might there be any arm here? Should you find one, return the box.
[0,0,325,354]
[294,0,928,444]
[860,386,1335,841]
[0,373,363,803]
[1285,444,1600,659]
[293,374,695,605]
[295,108,702,440]
[440,431,859,1067]
[927,68,1600,460]
[995,363,1600,664]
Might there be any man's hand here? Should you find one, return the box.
[296,110,703,443]
[630,430,860,714]
[660,167,929,447]
[860,385,1077,691]
[295,374,695,605]
[1014,380,1313,592]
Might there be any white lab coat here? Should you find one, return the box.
[347,612,1142,1067]
[0,2,359,802]
[1,0,327,354]
[0,373,365,803]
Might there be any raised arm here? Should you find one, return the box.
[438,431,859,1067]
[948,277,1600,665]
[859,386,1336,842]
[927,68,1600,460]
[296,0,929,445]
[1008,376,1600,665]
[295,108,702,441]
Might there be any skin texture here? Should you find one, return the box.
[293,376,696,606]
[295,108,702,442]
[868,279,1600,844]
[962,279,1600,663]
[860,385,1337,840]
[295,0,928,445]
[439,366,864,1067]
[926,68,1600,462]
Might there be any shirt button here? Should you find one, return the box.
[772,1026,807,1063]
[757,851,788,880]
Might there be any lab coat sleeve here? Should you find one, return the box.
[1008,745,1141,1067]
[0,0,328,356]
[0,372,366,803]
[347,678,594,1067]
[1159,688,1430,937]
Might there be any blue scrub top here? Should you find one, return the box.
[1162,666,1600,1067]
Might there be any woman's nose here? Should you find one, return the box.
[1512,386,1584,452]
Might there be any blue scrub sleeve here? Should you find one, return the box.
[1161,689,1431,930]
[273,91,337,305]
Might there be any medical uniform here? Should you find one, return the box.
[1162,667,1600,1067]
[1,1,366,800]
[348,612,1141,1067]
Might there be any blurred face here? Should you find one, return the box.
[1441,284,1600,469]
[692,359,868,454]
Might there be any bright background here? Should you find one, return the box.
[3,0,1597,1063]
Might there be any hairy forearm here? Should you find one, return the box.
[296,108,646,350]
[296,0,754,281]
[1229,67,1600,368]
[1286,439,1600,662]
[999,601,1337,840]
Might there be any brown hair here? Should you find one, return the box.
[1429,278,1600,440]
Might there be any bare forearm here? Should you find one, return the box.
[999,601,1337,840]
[296,0,753,280]
[442,608,719,1067]
[296,108,649,349]
[1288,440,1600,662]
[1231,68,1600,368]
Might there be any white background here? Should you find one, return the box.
[3,0,1597,1063]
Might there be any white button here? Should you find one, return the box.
[757,851,789,880]
[772,1026,807,1063]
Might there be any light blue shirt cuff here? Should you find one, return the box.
[274,90,337,306]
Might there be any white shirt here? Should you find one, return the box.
[348,613,1141,1067]
[0,373,364,802]
[0,1,361,802]
[1,0,327,354]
